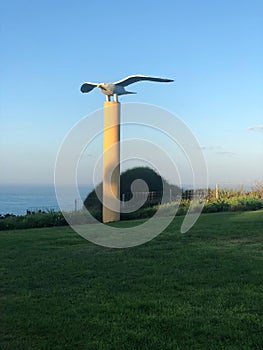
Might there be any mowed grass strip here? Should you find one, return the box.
[1,211,263,350]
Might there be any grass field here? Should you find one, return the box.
[1,211,263,349]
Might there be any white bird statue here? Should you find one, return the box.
[80,74,174,101]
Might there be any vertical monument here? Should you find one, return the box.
[80,75,173,223]
[103,101,120,222]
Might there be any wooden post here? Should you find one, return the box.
[103,101,120,223]
[215,183,219,200]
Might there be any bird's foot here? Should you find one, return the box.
[113,94,118,102]
[106,95,111,102]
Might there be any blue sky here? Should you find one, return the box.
[1,0,262,186]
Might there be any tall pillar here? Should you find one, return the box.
[103,101,120,223]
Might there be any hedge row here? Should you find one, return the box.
[0,196,262,231]
[120,196,263,220]
[0,211,67,231]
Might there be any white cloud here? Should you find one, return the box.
[199,145,236,155]
[215,151,236,156]
[247,125,263,131]
[199,145,222,151]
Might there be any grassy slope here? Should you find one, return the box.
[1,211,263,350]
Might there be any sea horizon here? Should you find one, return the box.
[0,181,254,216]
[0,183,94,216]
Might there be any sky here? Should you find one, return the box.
[0,0,262,188]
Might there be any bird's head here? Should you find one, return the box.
[97,83,107,91]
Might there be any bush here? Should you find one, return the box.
[0,211,67,231]
[202,196,263,213]
[84,167,181,220]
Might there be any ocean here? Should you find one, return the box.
[0,184,93,215]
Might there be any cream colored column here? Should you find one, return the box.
[103,101,120,223]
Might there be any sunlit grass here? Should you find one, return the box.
[1,211,263,349]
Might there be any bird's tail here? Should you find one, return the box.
[126,91,137,94]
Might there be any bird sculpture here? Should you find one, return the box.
[80,75,174,101]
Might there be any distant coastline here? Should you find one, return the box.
[0,184,93,215]
[0,182,255,216]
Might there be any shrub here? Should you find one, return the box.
[202,196,263,213]
[0,211,67,231]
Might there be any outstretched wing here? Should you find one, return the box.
[80,82,97,93]
[114,75,174,87]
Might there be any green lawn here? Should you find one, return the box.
[1,211,263,349]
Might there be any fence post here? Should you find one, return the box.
[122,193,125,209]
[74,199,77,211]
[215,184,219,200]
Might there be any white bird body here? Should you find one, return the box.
[80,75,174,101]
[97,83,134,96]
